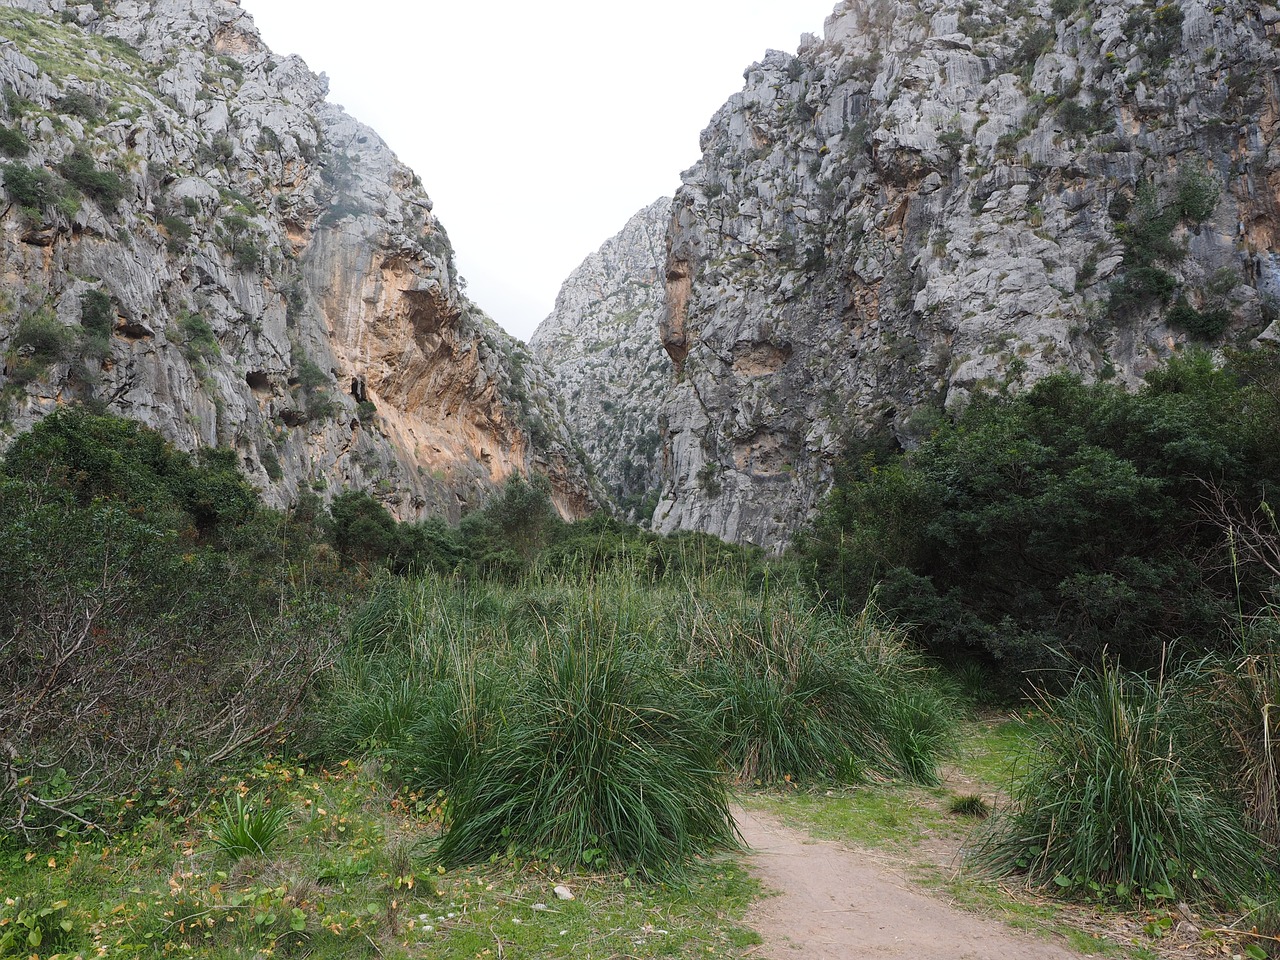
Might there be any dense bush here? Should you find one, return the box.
[57,147,126,211]
[438,634,733,877]
[1,161,60,210]
[0,412,345,837]
[690,593,952,784]
[79,289,114,336]
[800,351,1280,676]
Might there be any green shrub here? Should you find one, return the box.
[1108,170,1221,320]
[800,352,1280,675]
[3,407,257,532]
[692,597,953,784]
[160,214,192,252]
[57,90,100,121]
[0,412,344,839]
[970,662,1264,904]
[57,147,125,211]
[178,312,218,364]
[2,161,60,210]
[12,310,72,365]
[79,289,114,336]
[1168,299,1230,339]
[0,124,29,158]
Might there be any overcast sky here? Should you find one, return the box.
[244,1,839,341]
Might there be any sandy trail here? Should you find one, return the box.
[734,805,1083,960]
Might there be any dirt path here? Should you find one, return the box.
[734,806,1084,960]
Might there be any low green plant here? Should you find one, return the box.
[12,309,72,365]
[948,794,991,819]
[692,594,953,785]
[212,793,289,860]
[1168,298,1231,339]
[1,161,61,211]
[80,288,114,336]
[57,89,100,121]
[160,213,192,252]
[57,147,125,211]
[0,895,76,956]
[177,312,218,364]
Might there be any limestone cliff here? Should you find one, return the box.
[531,198,672,523]
[0,0,593,520]
[652,0,1280,548]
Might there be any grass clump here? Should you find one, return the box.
[970,660,1266,904]
[316,571,954,878]
[211,793,289,861]
[438,635,735,877]
[693,595,954,785]
[948,794,991,819]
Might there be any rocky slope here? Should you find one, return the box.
[0,0,593,520]
[530,198,672,523]
[650,0,1280,548]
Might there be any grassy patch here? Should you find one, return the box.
[742,783,960,852]
[0,761,761,959]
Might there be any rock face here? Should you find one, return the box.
[531,198,672,523]
[651,0,1280,548]
[0,0,593,520]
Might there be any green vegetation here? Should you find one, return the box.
[211,793,290,861]
[5,307,73,383]
[177,312,219,366]
[318,566,952,875]
[1,161,62,211]
[0,410,342,839]
[1108,167,1222,322]
[0,408,954,957]
[10,343,1280,949]
[0,124,30,157]
[0,759,761,959]
[801,350,1280,677]
[970,661,1267,904]
[79,288,114,336]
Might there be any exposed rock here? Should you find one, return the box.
[0,0,593,520]
[651,0,1280,548]
[531,198,672,523]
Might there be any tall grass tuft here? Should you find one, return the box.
[969,660,1265,903]
[436,595,734,878]
[691,595,953,784]
[1200,614,1280,849]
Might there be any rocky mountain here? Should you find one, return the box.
[641,0,1280,548]
[530,198,672,523]
[0,0,594,520]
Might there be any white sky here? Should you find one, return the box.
[243,1,839,341]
